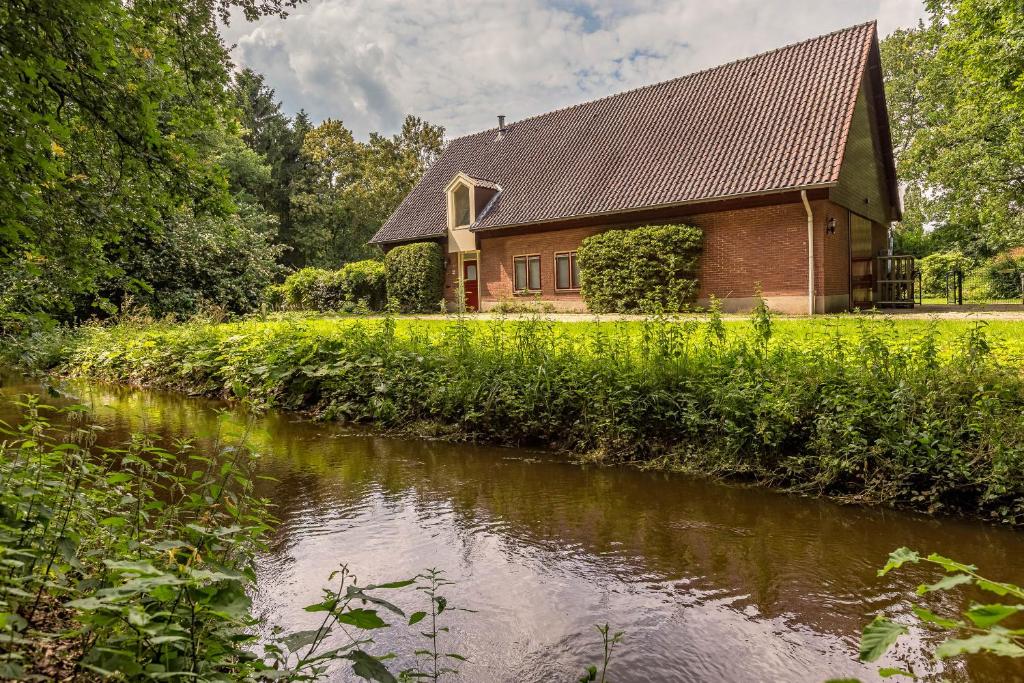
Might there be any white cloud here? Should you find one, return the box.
[220,0,928,139]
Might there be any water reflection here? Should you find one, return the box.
[2,375,1022,682]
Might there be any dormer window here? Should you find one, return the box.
[453,184,471,227]
[445,173,501,236]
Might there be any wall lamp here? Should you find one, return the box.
[825,216,837,236]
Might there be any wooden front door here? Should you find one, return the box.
[463,258,479,311]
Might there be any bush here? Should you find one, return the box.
[271,260,387,312]
[61,313,1024,525]
[577,224,702,313]
[918,250,971,296]
[982,253,1024,300]
[385,242,445,313]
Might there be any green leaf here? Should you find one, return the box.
[345,649,397,683]
[282,628,322,652]
[879,667,916,679]
[366,579,415,590]
[336,608,388,630]
[935,633,1024,659]
[911,606,962,629]
[100,516,129,528]
[964,603,1024,628]
[916,573,972,595]
[859,616,907,663]
[408,611,426,626]
[879,548,920,576]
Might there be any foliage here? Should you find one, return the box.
[400,569,468,681]
[0,396,477,681]
[231,69,310,268]
[289,117,445,268]
[384,243,446,313]
[882,0,1024,258]
[917,250,971,296]
[489,297,556,314]
[55,308,1024,525]
[0,0,298,328]
[578,624,624,683]
[982,252,1024,300]
[576,224,702,313]
[269,261,387,312]
[0,395,274,679]
[853,548,1024,679]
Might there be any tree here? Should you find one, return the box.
[0,1,300,326]
[882,0,1024,259]
[289,115,444,267]
[231,69,310,265]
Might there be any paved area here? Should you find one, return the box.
[403,305,1024,322]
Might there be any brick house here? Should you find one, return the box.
[370,22,901,314]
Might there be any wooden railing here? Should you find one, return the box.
[876,255,916,308]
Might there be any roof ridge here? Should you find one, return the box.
[445,20,877,144]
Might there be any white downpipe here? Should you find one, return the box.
[801,190,814,316]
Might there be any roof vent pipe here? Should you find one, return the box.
[496,115,506,141]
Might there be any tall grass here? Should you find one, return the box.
[61,306,1024,524]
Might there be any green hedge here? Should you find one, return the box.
[577,224,702,313]
[267,260,386,312]
[385,242,445,313]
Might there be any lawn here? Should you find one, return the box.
[236,311,1024,363]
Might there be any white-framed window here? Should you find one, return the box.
[513,254,541,292]
[453,184,471,227]
[554,251,580,291]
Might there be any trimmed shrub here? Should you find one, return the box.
[577,224,702,313]
[270,260,386,312]
[385,242,445,313]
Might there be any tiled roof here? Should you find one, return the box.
[372,22,884,244]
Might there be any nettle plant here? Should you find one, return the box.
[851,548,1024,681]
[0,396,478,682]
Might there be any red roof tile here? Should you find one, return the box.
[372,22,884,244]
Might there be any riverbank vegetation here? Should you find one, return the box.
[0,395,626,680]
[50,306,1024,524]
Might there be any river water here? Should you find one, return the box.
[2,374,1022,682]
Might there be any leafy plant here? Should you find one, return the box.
[53,307,1024,524]
[270,261,387,312]
[264,564,416,682]
[400,569,468,681]
[851,548,1024,681]
[578,624,624,683]
[576,223,702,313]
[384,243,445,313]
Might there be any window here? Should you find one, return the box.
[513,255,541,292]
[554,251,579,290]
[453,184,471,227]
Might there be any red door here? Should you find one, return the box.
[463,259,479,311]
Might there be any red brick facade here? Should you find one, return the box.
[436,196,887,314]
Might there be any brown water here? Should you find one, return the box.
[2,374,1023,682]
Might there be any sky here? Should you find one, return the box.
[220,0,928,141]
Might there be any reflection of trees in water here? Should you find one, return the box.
[8,377,1023,680]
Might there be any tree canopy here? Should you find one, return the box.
[1,0,444,328]
[882,0,1024,259]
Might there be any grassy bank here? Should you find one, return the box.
[57,308,1024,524]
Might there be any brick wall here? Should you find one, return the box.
[471,198,860,312]
[478,226,604,309]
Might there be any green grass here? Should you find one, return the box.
[177,311,1024,363]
